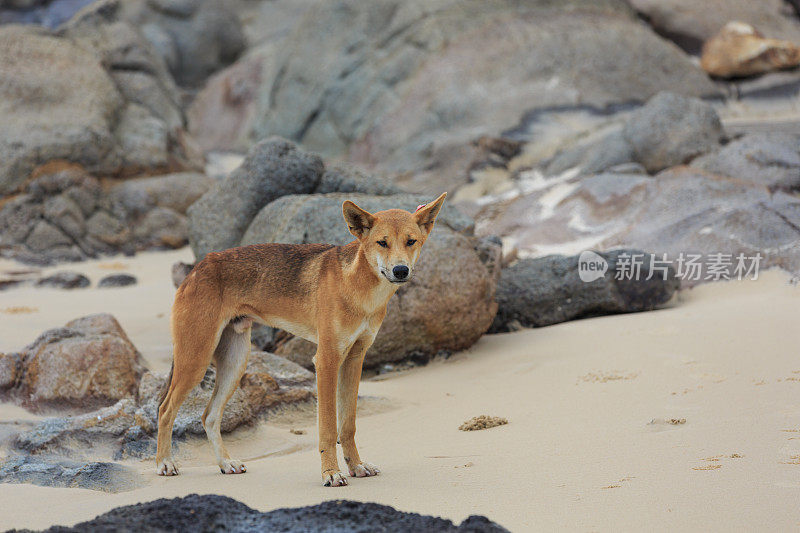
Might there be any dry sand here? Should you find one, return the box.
[1,249,799,531]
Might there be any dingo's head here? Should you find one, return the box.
[342,192,447,284]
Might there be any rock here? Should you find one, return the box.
[490,250,679,332]
[137,351,314,436]
[701,22,800,78]
[14,398,138,455]
[98,274,137,288]
[0,455,146,493]
[171,261,194,288]
[35,272,90,289]
[25,221,74,253]
[545,129,635,176]
[691,132,800,192]
[187,137,325,259]
[43,494,509,531]
[240,193,499,366]
[120,0,246,87]
[0,25,124,195]
[629,0,800,55]
[274,337,317,369]
[315,164,404,196]
[622,92,723,173]
[246,0,715,180]
[109,172,224,217]
[131,207,189,248]
[114,103,170,171]
[0,352,21,390]
[477,165,800,282]
[11,314,145,410]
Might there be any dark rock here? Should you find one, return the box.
[39,494,509,532]
[187,137,325,259]
[491,250,679,332]
[315,163,404,196]
[98,274,137,288]
[0,455,145,493]
[691,132,800,192]
[622,92,723,173]
[35,272,90,289]
[546,129,635,176]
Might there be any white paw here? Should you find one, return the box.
[349,462,380,478]
[156,458,179,476]
[220,458,247,474]
[323,470,348,487]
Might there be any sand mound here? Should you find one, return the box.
[459,415,508,431]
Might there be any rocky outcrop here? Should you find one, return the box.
[2,314,146,410]
[629,0,800,54]
[701,22,800,78]
[41,494,510,530]
[188,0,716,178]
[491,250,679,332]
[690,132,800,193]
[0,165,213,264]
[119,0,245,88]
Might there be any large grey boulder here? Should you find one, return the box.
[0,25,124,195]
[191,0,715,177]
[691,132,800,193]
[491,250,679,332]
[622,92,723,173]
[240,193,499,367]
[187,138,325,259]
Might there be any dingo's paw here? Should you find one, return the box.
[156,458,178,476]
[349,462,380,478]
[323,470,348,487]
[220,459,246,474]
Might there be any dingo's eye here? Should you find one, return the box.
[406,239,417,246]
[377,240,388,248]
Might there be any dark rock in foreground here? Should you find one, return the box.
[0,455,144,494]
[34,272,90,289]
[33,494,508,532]
[491,250,679,332]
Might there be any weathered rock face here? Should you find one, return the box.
[491,250,679,332]
[187,137,325,259]
[691,132,800,193]
[622,92,723,174]
[188,0,715,178]
[137,351,315,436]
[476,165,800,282]
[239,193,500,367]
[0,25,124,195]
[0,165,213,264]
[629,0,800,54]
[701,22,800,78]
[119,0,245,88]
[5,314,146,410]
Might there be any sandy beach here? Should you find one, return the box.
[1,250,799,531]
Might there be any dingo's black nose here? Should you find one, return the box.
[393,265,409,279]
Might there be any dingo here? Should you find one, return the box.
[156,193,447,486]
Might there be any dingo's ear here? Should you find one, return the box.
[414,192,447,237]
[343,200,376,239]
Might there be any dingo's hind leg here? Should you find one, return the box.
[203,322,251,474]
[156,295,222,476]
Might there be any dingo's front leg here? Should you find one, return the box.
[338,340,380,478]
[315,339,347,487]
